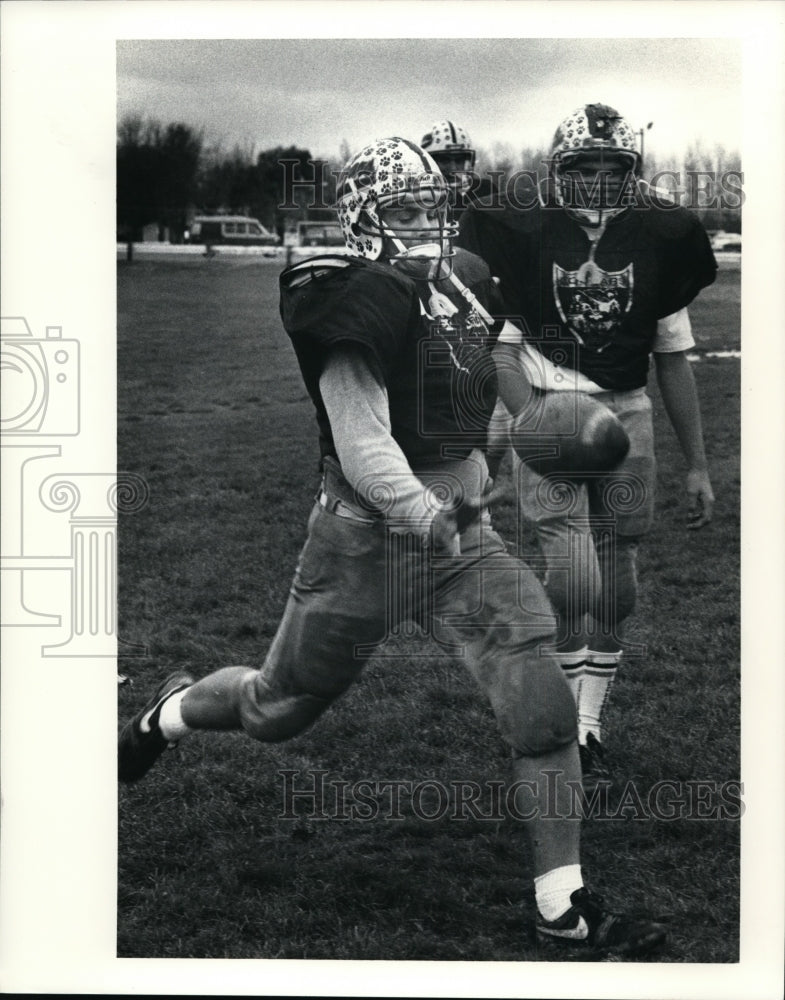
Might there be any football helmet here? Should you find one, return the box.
[335,137,457,277]
[549,104,641,227]
[420,120,476,180]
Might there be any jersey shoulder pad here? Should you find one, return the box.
[634,204,717,313]
[635,199,706,242]
[280,253,410,293]
[279,254,416,371]
[279,253,355,290]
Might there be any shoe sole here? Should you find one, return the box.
[537,924,667,958]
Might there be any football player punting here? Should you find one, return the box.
[458,103,717,781]
[120,136,666,958]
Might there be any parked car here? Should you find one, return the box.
[296,221,344,247]
[186,215,280,247]
[709,230,742,252]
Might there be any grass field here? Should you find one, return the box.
[117,256,740,962]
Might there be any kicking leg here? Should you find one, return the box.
[119,500,389,781]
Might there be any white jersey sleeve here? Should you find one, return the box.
[319,346,435,529]
[652,307,695,353]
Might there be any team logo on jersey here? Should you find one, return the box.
[553,259,633,353]
[421,289,490,373]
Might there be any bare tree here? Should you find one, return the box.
[117,115,203,243]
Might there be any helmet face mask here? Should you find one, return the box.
[336,137,457,278]
[555,150,639,226]
[430,149,475,181]
[376,188,454,277]
[549,104,641,227]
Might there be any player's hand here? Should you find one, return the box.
[427,482,516,554]
[686,468,714,529]
[429,507,462,556]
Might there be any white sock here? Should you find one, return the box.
[579,650,622,744]
[157,689,193,742]
[558,646,588,704]
[534,864,584,921]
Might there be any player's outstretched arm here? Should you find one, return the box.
[320,346,460,554]
[491,327,538,416]
[653,349,715,529]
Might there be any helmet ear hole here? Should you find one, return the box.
[354,209,378,239]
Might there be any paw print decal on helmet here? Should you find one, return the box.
[551,103,639,163]
[335,137,450,260]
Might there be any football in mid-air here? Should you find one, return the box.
[509,390,630,477]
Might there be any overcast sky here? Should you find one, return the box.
[117,37,742,163]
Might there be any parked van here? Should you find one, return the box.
[186,215,280,247]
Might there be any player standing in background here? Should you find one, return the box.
[119,136,667,958]
[420,119,496,218]
[458,103,717,781]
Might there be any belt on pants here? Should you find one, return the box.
[317,489,377,524]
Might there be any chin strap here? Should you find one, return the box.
[385,226,499,334]
[443,269,496,327]
[575,221,609,283]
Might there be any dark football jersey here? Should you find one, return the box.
[457,197,717,391]
[279,248,501,467]
[450,175,500,221]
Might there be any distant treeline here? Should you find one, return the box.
[117,115,319,242]
[117,114,742,243]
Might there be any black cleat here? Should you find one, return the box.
[579,732,610,786]
[118,672,193,783]
[537,887,667,958]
